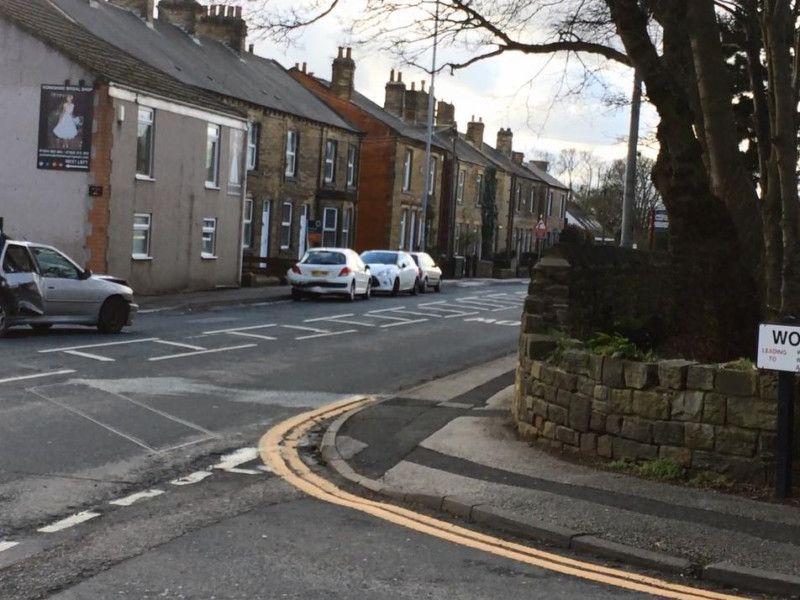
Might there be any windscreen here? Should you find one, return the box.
[361,251,398,265]
[301,251,346,265]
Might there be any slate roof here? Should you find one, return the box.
[0,0,242,117]
[524,161,569,190]
[477,143,541,182]
[566,202,602,232]
[50,0,357,132]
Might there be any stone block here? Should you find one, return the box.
[580,432,597,455]
[534,414,545,430]
[562,350,590,376]
[524,314,546,333]
[758,432,777,458]
[602,357,625,387]
[597,435,613,457]
[632,390,670,420]
[539,365,557,385]
[527,335,557,360]
[569,395,592,432]
[715,427,758,457]
[555,388,574,408]
[562,443,581,456]
[658,359,695,389]
[577,376,595,397]
[588,354,604,380]
[593,385,610,402]
[542,383,557,403]
[532,398,548,418]
[702,393,726,425]
[612,438,657,461]
[606,415,623,435]
[590,411,607,432]
[671,391,704,422]
[687,365,716,391]
[556,426,579,446]
[658,445,691,466]
[621,417,653,443]
[759,372,778,400]
[624,361,658,390]
[549,440,564,452]
[554,370,578,392]
[532,382,546,398]
[653,421,684,446]
[610,389,633,414]
[517,422,537,443]
[548,404,568,426]
[692,451,767,482]
[684,422,715,450]
[530,361,543,380]
[591,400,610,414]
[542,420,556,440]
[727,397,776,430]
[715,368,757,397]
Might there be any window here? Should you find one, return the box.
[132,213,152,258]
[409,211,417,250]
[402,149,413,192]
[529,187,535,213]
[247,122,259,171]
[2,245,35,273]
[456,169,465,203]
[201,218,217,257]
[475,173,483,206]
[228,129,244,194]
[136,108,154,178]
[30,246,80,279]
[242,199,253,248]
[428,157,437,196]
[324,140,337,184]
[454,223,461,254]
[346,145,357,187]
[399,209,408,249]
[285,130,298,177]
[516,186,522,212]
[280,202,293,250]
[547,189,554,216]
[205,124,220,186]
[342,207,352,248]
[323,207,338,247]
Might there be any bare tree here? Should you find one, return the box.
[555,148,579,198]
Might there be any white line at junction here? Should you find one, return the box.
[38,511,101,533]
[0,370,76,385]
[148,344,257,362]
[63,350,115,362]
[39,338,159,353]
[295,329,358,340]
[109,489,164,506]
[203,324,276,334]
[0,541,19,553]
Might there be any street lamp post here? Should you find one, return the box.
[420,0,440,252]
[620,69,641,249]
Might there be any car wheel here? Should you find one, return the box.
[419,278,427,294]
[391,278,400,297]
[31,324,53,333]
[434,279,442,293]
[0,300,8,338]
[291,289,303,301]
[362,280,371,300]
[411,278,419,295]
[97,296,128,334]
[348,281,356,302]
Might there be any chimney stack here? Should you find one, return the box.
[436,100,455,127]
[384,70,406,117]
[466,117,484,147]
[331,46,356,101]
[108,0,155,24]
[496,128,513,158]
[165,2,248,53]
[403,83,430,125]
[512,151,525,165]
[531,160,549,172]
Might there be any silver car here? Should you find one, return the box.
[409,252,443,293]
[0,240,138,336]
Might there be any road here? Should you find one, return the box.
[0,280,715,599]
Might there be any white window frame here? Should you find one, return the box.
[529,187,535,213]
[402,149,413,192]
[324,140,337,184]
[454,223,461,254]
[429,157,437,196]
[547,189,554,216]
[205,124,221,187]
[201,217,217,258]
[342,207,352,248]
[323,207,338,247]
[457,169,465,203]
[516,186,522,212]
[346,145,357,188]
[228,128,244,195]
[399,208,408,249]
[132,213,152,259]
[242,198,254,248]
[136,108,155,179]
[280,202,293,250]
[285,130,298,177]
[246,122,258,171]
[475,173,483,206]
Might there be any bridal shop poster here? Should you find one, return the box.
[37,84,94,171]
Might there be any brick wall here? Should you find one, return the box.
[85,83,114,273]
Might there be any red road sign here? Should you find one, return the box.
[535,220,547,239]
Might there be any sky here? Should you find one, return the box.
[238,0,659,182]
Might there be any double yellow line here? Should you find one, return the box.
[259,397,748,600]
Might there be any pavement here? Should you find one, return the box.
[322,354,800,598]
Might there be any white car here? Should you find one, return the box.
[287,248,371,301]
[0,239,138,336]
[360,250,419,296]
[410,252,443,293]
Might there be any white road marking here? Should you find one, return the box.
[39,338,159,353]
[152,340,207,351]
[457,297,518,310]
[437,401,474,409]
[138,306,177,314]
[418,302,477,315]
[365,313,412,322]
[281,324,328,333]
[320,318,375,327]
[380,319,428,328]
[296,329,358,340]
[383,309,442,318]
[304,313,354,322]
[365,306,406,313]
[29,389,156,451]
[0,541,19,553]
[203,324,276,334]
[109,489,164,506]
[0,370,76,385]
[63,350,116,362]
[170,471,213,486]
[38,511,100,533]
[148,344,257,362]
[101,390,217,437]
[226,331,278,341]
[445,311,480,318]
[212,447,263,475]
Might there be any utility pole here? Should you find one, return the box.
[620,70,641,249]
[420,0,440,252]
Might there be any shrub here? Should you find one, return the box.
[586,332,657,361]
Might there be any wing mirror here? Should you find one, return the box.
[80,268,93,280]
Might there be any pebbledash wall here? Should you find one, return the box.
[513,247,794,484]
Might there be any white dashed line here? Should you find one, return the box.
[63,350,116,362]
[304,313,354,322]
[226,331,278,341]
[148,344,257,362]
[109,489,164,506]
[212,448,263,474]
[152,340,207,351]
[38,511,101,533]
[170,471,213,486]
[203,324,277,335]
[295,329,358,340]
[0,541,19,553]
[379,319,428,328]
[281,325,329,333]
[0,370,76,385]
[39,338,159,353]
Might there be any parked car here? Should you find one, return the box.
[409,252,443,293]
[287,248,371,301]
[360,250,419,296]
[0,239,138,337]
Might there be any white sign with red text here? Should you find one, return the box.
[757,323,800,372]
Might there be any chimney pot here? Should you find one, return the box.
[302,62,307,73]
[398,72,403,82]
[421,80,426,92]
[228,6,235,17]
[390,68,395,82]
[248,43,254,53]
[236,6,242,18]
[346,47,352,59]
[338,47,343,58]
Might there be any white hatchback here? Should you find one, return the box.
[361,250,420,296]
[287,248,371,301]
[410,252,443,293]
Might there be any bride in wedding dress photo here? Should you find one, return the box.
[52,94,80,148]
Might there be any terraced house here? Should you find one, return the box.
[53,0,362,281]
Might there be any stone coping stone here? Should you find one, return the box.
[703,562,800,597]
[471,505,579,549]
[571,535,692,574]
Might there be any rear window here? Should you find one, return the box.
[301,251,346,265]
[361,251,398,265]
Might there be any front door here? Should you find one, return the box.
[1,243,44,315]
[260,200,270,268]
[29,245,98,317]
[298,204,308,258]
